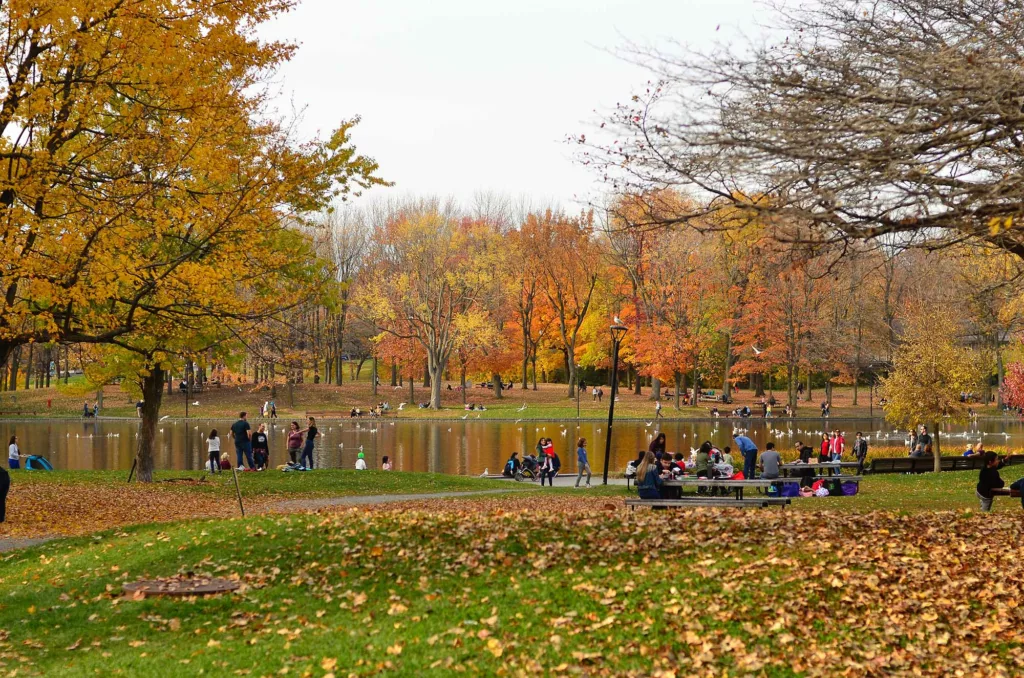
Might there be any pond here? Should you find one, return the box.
[0,416,1016,475]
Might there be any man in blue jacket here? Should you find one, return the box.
[733,432,759,479]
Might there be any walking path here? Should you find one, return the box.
[0,538,51,553]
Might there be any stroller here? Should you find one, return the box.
[517,454,540,482]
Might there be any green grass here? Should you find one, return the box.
[9,469,508,500]
[0,492,1021,676]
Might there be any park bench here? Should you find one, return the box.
[869,455,1024,474]
[663,478,775,500]
[0,410,38,417]
[625,497,788,510]
[991,488,1022,498]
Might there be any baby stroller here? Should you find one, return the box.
[517,454,540,482]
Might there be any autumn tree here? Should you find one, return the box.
[538,211,599,398]
[584,0,1024,263]
[358,200,486,410]
[880,310,984,472]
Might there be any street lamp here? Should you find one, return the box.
[602,324,628,485]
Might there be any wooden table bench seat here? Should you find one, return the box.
[625,497,789,510]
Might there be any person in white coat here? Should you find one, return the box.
[355,452,367,470]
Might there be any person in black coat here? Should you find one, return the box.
[795,441,816,488]
[0,466,9,523]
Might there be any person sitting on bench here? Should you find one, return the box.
[635,450,667,502]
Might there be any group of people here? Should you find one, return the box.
[907,425,933,457]
[503,436,594,488]
[207,412,318,472]
[82,401,99,418]
[259,401,278,418]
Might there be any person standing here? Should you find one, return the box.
[853,432,869,472]
[251,424,270,470]
[574,438,592,488]
[794,440,815,488]
[819,432,831,464]
[648,433,667,458]
[733,432,759,480]
[270,400,277,419]
[7,435,20,470]
[206,429,221,473]
[976,452,1006,512]
[597,388,604,403]
[229,411,253,470]
[917,425,932,457]
[655,400,663,421]
[299,417,318,470]
[286,421,303,464]
[0,462,8,523]
[733,432,757,481]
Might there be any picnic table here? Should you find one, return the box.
[663,478,775,500]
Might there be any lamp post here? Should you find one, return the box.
[602,324,628,485]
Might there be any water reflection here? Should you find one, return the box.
[0,416,1015,475]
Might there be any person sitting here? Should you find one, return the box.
[635,451,667,502]
[710,406,719,417]
[759,442,782,480]
[350,408,358,418]
[219,452,232,470]
[671,452,687,474]
[381,455,392,471]
[503,452,521,478]
[695,442,712,479]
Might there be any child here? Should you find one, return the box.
[219,452,231,470]
[381,455,392,471]
[977,451,1006,512]
[355,452,367,470]
[206,429,221,473]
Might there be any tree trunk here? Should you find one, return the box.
[7,345,20,391]
[423,360,430,388]
[372,357,378,397]
[23,344,32,390]
[409,370,414,404]
[806,372,812,402]
[336,309,347,386]
[754,373,765,397]
[44,347,51,387]
[674,372,682,410]
[996,339,1005,407]
[531,353,538,390]
[461,365,467,405]
[391,360,398,387]
[63,346,70,384]
[932,422,941,473]
[430,361,445,410]
[651,377,662,401]
[566,356,577,399]
[521,343,530,390]
[135,365,166,483]
[633,367,642,395]
[492,373,503,399]
[166,368,173,395]
[787,364,797,410]
[721,332,733,398]
[96,388,104,413]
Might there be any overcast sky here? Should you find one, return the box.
[263,0,761,209]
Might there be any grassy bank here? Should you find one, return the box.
[3,381,1005,421]
[0,496,1021,676]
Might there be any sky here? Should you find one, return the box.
[262,0,761,209]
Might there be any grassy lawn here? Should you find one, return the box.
[0,492,1022,677]
[0,380,967,420]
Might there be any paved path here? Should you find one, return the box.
[0,538,51,553]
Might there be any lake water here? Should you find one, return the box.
[0,416,1018,474]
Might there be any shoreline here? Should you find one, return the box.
[0,414,1017,424]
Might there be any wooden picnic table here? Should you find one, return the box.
[663,478,775,500]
